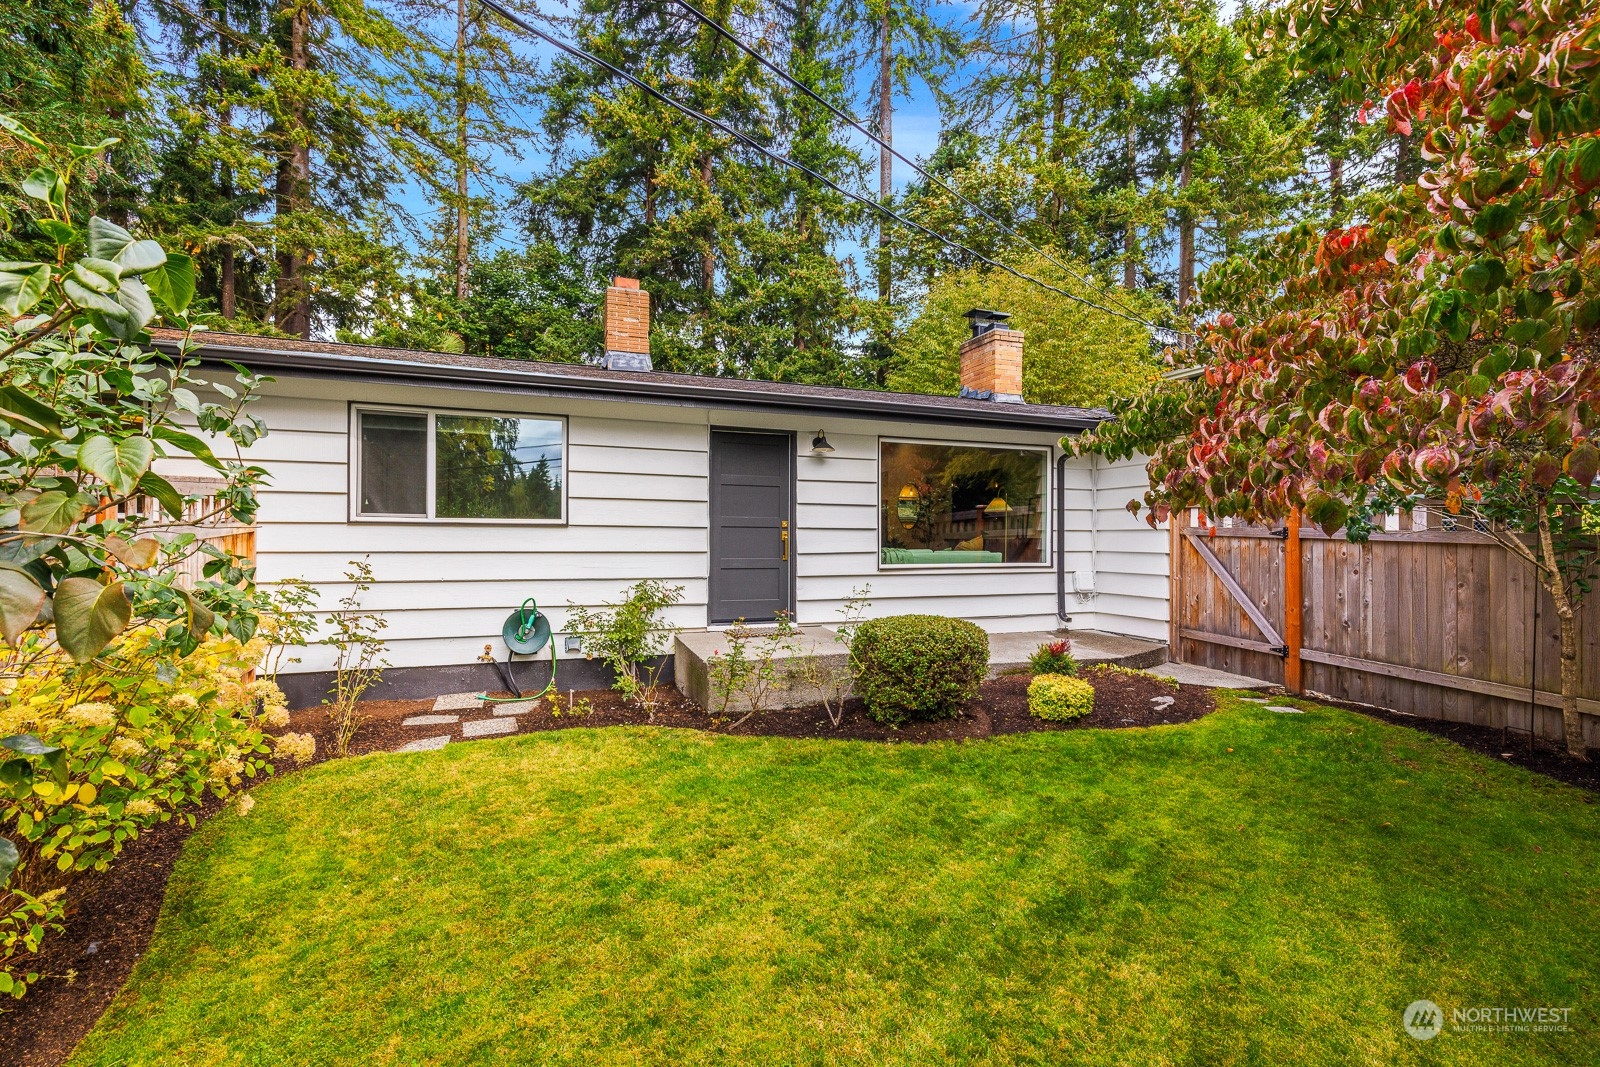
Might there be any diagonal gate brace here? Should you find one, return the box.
[1183,530,1287,655]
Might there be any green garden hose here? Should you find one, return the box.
[479,597,557,702]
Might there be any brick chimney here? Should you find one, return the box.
[601,277,652,371]
[958,308,1023,403]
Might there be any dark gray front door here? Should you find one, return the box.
[709,430,793,625]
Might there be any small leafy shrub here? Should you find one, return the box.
[568,580,684,720]
[322,560,389,756]
[550,691,594,718]
[1028,674,1096,721]
[1029,639,1078,676]
[850,614,987,727]
[786,586,872,727]
[0,886,62,998]
[708,612,805,728]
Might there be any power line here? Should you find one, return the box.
[666,0,1169,330]
[475,0,1175,334]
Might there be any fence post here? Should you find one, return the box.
[1285,507,1304,693]
[1169,508,1182,659]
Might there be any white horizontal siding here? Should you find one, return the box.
[1058,452,1170,642]
[166,371,1169,671]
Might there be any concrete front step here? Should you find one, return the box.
[674,626,1168,713]
[987,629,1169,673]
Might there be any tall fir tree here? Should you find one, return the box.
[523,0,873,381]
[0,0,152,252]
[947,0,1308,310]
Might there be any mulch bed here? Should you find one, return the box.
[272,667,1215,746]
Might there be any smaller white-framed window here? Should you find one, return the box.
[350,405,567,524]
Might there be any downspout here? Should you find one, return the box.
[1056,450,1070,628]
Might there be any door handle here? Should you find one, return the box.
[781,520,789,562]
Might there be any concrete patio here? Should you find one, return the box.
[672,627,1269,713]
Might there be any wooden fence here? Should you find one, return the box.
[1171,507,1600,747]
[98,475,256,585]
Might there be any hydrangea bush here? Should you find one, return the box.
[0,627,315,996]
[0,116,312,998]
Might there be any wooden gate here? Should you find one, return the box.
[1171,508,1600,747]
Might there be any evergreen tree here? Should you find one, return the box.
[953,0,1308,308]
[0,0,152,249]
[834,0,957,382]
[521,0,872,381]
[140,0,459,336]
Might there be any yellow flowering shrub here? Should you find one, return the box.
[1,624,316,997]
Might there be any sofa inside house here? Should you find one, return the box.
[879,547,1004,564]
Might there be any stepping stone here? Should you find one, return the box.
[433,692,485,712]
[1239,696,1269,703]
[402,714,460,727]
[1265,705,1305,714]
[1150,696,1175,711]
[398,735,450,752]
[490,700,538,717]
[462,717,516,738]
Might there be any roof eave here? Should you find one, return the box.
[156,337,1109,433]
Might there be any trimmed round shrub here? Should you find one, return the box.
[850,614,988,726]
[1028,673,1096,721]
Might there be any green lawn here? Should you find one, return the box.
[72,694,1598,1066]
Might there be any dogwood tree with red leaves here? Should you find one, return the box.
[1075,0,1600,758]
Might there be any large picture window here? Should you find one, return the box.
[880,440,1047,566]
[353,407,565,523]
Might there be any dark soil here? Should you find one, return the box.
[286,667,1215,746]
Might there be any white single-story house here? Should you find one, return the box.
[153,280,1169,704]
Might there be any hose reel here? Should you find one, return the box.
[481,597,557,701]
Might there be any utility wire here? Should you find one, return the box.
[666,0,1165,329]
[475,0,1175,333]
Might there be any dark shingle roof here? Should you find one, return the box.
[151,330,1109,433]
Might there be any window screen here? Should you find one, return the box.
[359,411,427,515]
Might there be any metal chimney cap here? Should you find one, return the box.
[963,308,1011,337]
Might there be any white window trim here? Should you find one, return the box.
[876,435,1052,571]
[348,403,569,525]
